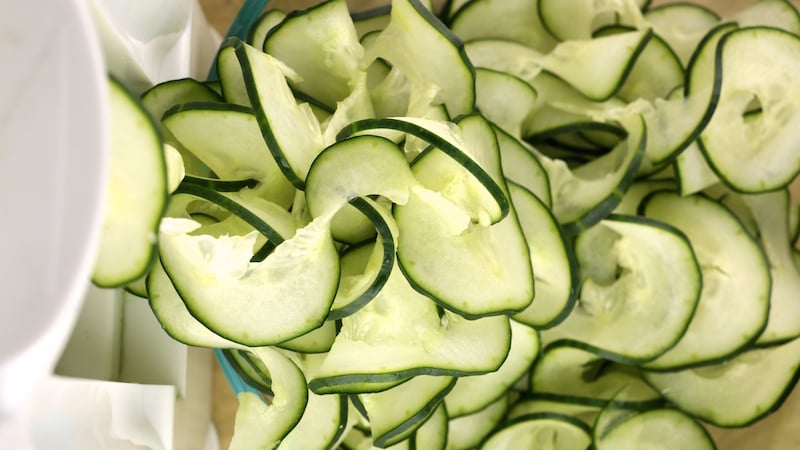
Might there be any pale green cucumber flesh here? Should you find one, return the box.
[92,77,167,288]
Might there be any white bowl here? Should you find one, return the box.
[0,0,108,419]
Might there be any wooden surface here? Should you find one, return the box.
[195,1,800,449]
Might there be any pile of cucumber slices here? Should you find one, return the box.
[93,0,800,448]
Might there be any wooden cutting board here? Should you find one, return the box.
[196,1,800,449]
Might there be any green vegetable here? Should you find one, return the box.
[95,0,800,447]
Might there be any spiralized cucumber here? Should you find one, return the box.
[91,0,800,448]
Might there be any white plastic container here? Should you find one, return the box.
[0,0,108,423]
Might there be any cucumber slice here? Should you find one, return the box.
[320,71,376,146]
[496,127,552,208]
[463,38,544,85]
[247,9,285,50]
[731,0,800,34]
[444,320,539,418]
[536,114,647,234]
[339,400,447,450]
[475,68,538,138]
[338,116,509,223]
[700,26,800,192]
[588,23,726,173]
[140,77,222,122]
[447,395,509,450]
[161,102,296,207]
[276,320,336,354]
[594,405,715,450]
[633,19,726,168]
[706,157,764,236]
[92,76,167,288]
[540,30,653,101]
[304,133,413,244]
[674,138,719,196]
[640,191,770,370]
[507,396,599,426]
[365,62,411,119]
[538,0,648,41]
[523,72,625,145]
[357,375,454,447]
[305,134,415,218]
[741,190,800,345]
[158,214,339,347]
[531,344,662,407]
[170,183,291,252]
[508,182,577,329]
[278,390,347,449]
[308,263,511,393]
[233,38,325,189]
[479,412,593,450]
[147,261,238,349]
[228,347,307,450]
[328,197,397,320]
[364,0,475,118]
[542,214,701,364]
[264,0,363,109]
[643,336,800,427]
[395,119,534,318]
[613,179,676,215]
[215,40,250,106]
[318,201,379,247]
[609,30,683,102]
[278,353,348,449]
[644,2,720,66]
[413,402,448,450]
[449,0,558,52]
